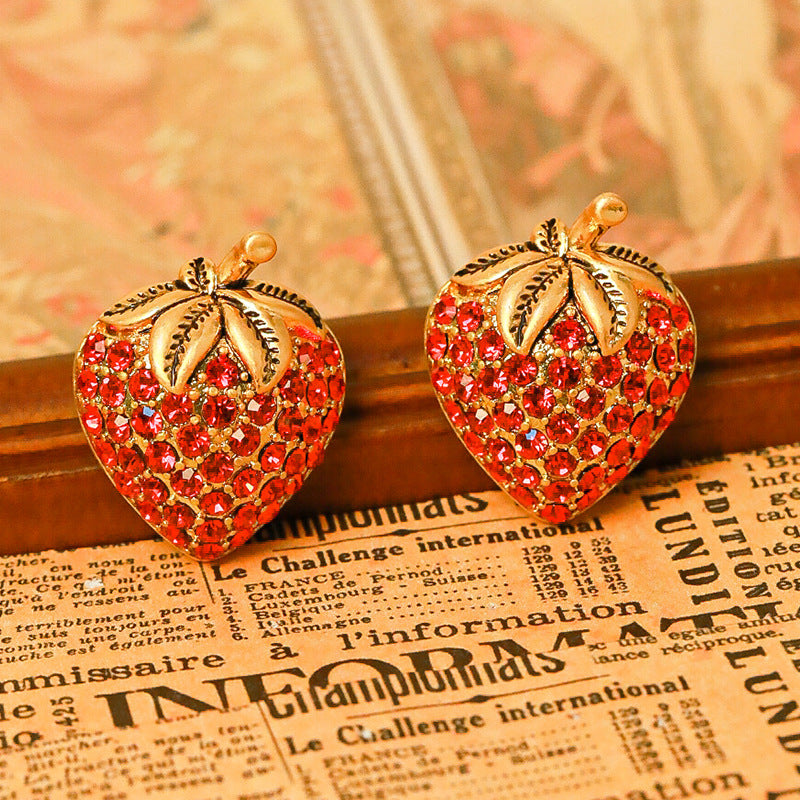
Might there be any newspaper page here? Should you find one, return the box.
[2,444,800,799]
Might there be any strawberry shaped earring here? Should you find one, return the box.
[425,193,696,523]
[74,233,345,561]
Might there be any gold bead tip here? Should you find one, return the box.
[243,232,277,265]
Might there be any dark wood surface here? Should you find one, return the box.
[1,259,799,556]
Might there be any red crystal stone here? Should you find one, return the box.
[129,369,160,401]
[462,431,485,456]
[631,411,655,439]
[136,501,162,526]
[444,399,467,428]
[655,343,676,372]
[573,386,605,419]
[577,429,607,459]
[307,378,329,408]
[545,413,579,444]
[320,339,341,366]
[233,467,261,497]
[94,440,116,467]
[547,356,581,390]
[258,502,282,526]
[426,328,448,360]
[543,481,574,503]
[511,464,541,488]
[82,333,107,365]
[657,408,676,432]
[649,378,669,407]
[328,374,345,401]
[114,472,139,497]
[229,425,260,456]
[194,541,227,560]
[201,452,235,483]
[539,504,572,523]
[576,487,602,510]
[260,477,287,504]
[670,303,690,330]
[202,396,237,427]
[606,405,633,433]
[607,440,634,467]
[171,467,203,497]
[177,423,210,457]
[246,394,276,425]
[163,503,196,528]
[141,477,168,504]
[468,407,493,435]
[201,491,233,516]
[622,371,647,403]
[162,526,191,550]
[485,460,507,483]
[106,340,134,372]
[206,354,240,389]
[478,366,509,399]
[303,414,324,442]
[281,371,307,404]
[509,485,535,506]
[285,448,307,476]
[515,430,548,459]
[634,439,651,460]
[76,369,99,399]
[106,413,130,443]
[646,305,672,335]
[82,407,103,435]
[506,355,538,386]
[448,337,473,369]
[161,393,193,424]
[99,375,125,407]
[131,406,163,438]
[117,446,144,478]
[626,332,653,364]
[592,355,623,387]
[297,342,325,373]
[431,366,455,394]
[545,451,578,478]
[260,442,287,472]
[477,330,505,361]
[232,503,259,532]
[455,374,478,403]
[678,335,695,365]
[551,319,586,350]
[488,438,515,465]
[522,385,555,417]
[456,301,483,332]
[145,441,177,473]
[306,444,325,469]
[578,465,605,492]
[196,519,227,542]
[321,408,339,436]
[494,402,524,431]
[671,373,691,398]
[432,294,456,325]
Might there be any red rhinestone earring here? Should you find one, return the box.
[74,233,345,560]
[425,193,696,523]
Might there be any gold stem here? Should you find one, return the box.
[568,192,627,251]
[216,232,278,284]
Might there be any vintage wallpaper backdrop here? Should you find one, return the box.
[0,0,797,362]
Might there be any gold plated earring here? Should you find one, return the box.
[74,233,345,561]
[425,193,696,523]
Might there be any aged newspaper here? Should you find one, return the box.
[2,444,800,798]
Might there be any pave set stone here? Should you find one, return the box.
[75,325,345,561]
[426,284,695,523]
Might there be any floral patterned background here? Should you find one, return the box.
[0,0,798,362]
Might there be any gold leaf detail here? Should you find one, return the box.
[232,285,322,331]
[572,255,639,355]
[532,218,569,257]
[101,284,195,330]
[150,298,222,392]
[452,247,552,288]
[221,298,291,393]
[179,257,217,293]
[597,244,676,297]
[496,260,569,354]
